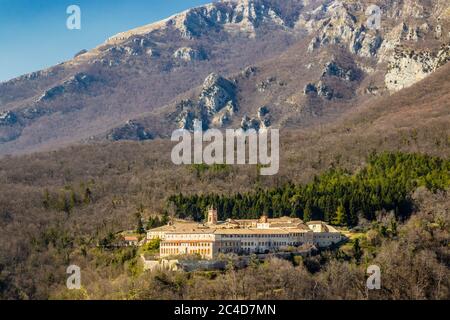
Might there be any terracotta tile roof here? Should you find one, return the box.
[124,236,139,241]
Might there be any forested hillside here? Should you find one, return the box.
[169,153,450,226]
[0,62,449,300]
[50,187,450,300]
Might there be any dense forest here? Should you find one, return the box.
[52,187,450,300]
[168,152,450,226]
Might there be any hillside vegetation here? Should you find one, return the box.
[169,152,450,225]
[51,188,450,300]
[0,59,449,300]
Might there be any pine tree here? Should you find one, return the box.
[332,204,346,226]
[353,238,362,262]
[303,206,312,222]
[135,211,145,234]
[146,217,156,229]
[389,218,398,237]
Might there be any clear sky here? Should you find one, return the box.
[0,0,212,82]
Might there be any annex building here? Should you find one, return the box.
[147,208,343,260]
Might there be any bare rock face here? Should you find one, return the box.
[199,73,237,126]
[173,47,206,62]
[210,105,235,127]
[241,115,260,131]
[258,106,271,129]
[175,99,201,130]
[19,107,45,121]
[0,111,21,143]
[170,0,289,39]
[240,115,270,131]
[37,73,95,102]
[317,81,336,100]
[385,44,450,92]
[200,73,236,113]
[301,1,383,58]
[240,66,258,78]
[107,120,153,141]
[0,71,100,146]
[303,58,362,101]
[322,61,359,81]
[257,106,269,118]
[0,111,17,126]
[301,0,447,62]
[107,37,155,57]
[38,85,65,102]
[174,73,238,130]
[351,29,383,58]
[1,0,449,154]
[241,105,271,131]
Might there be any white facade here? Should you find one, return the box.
[307,221,342,247]
[152,211,343,260]
[160,233,217,259]
[214,230,314,255]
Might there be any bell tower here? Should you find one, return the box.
[207,207,218,225]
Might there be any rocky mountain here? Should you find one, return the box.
[0,0,449,155]
[172,73,238,130]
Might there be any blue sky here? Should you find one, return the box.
[0,0,211,82]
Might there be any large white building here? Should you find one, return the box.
[148,208,342,260]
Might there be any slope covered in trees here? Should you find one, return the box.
[169,152,450,226]
[0,58,448,298]
[51,188,450,300]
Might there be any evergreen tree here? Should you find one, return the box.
[303,206,312,222]
[332,204,346,226]
[166,152,449,227]
[135,211,145,234]
[353,238,362,262]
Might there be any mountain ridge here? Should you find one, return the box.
[0,0,449,155]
